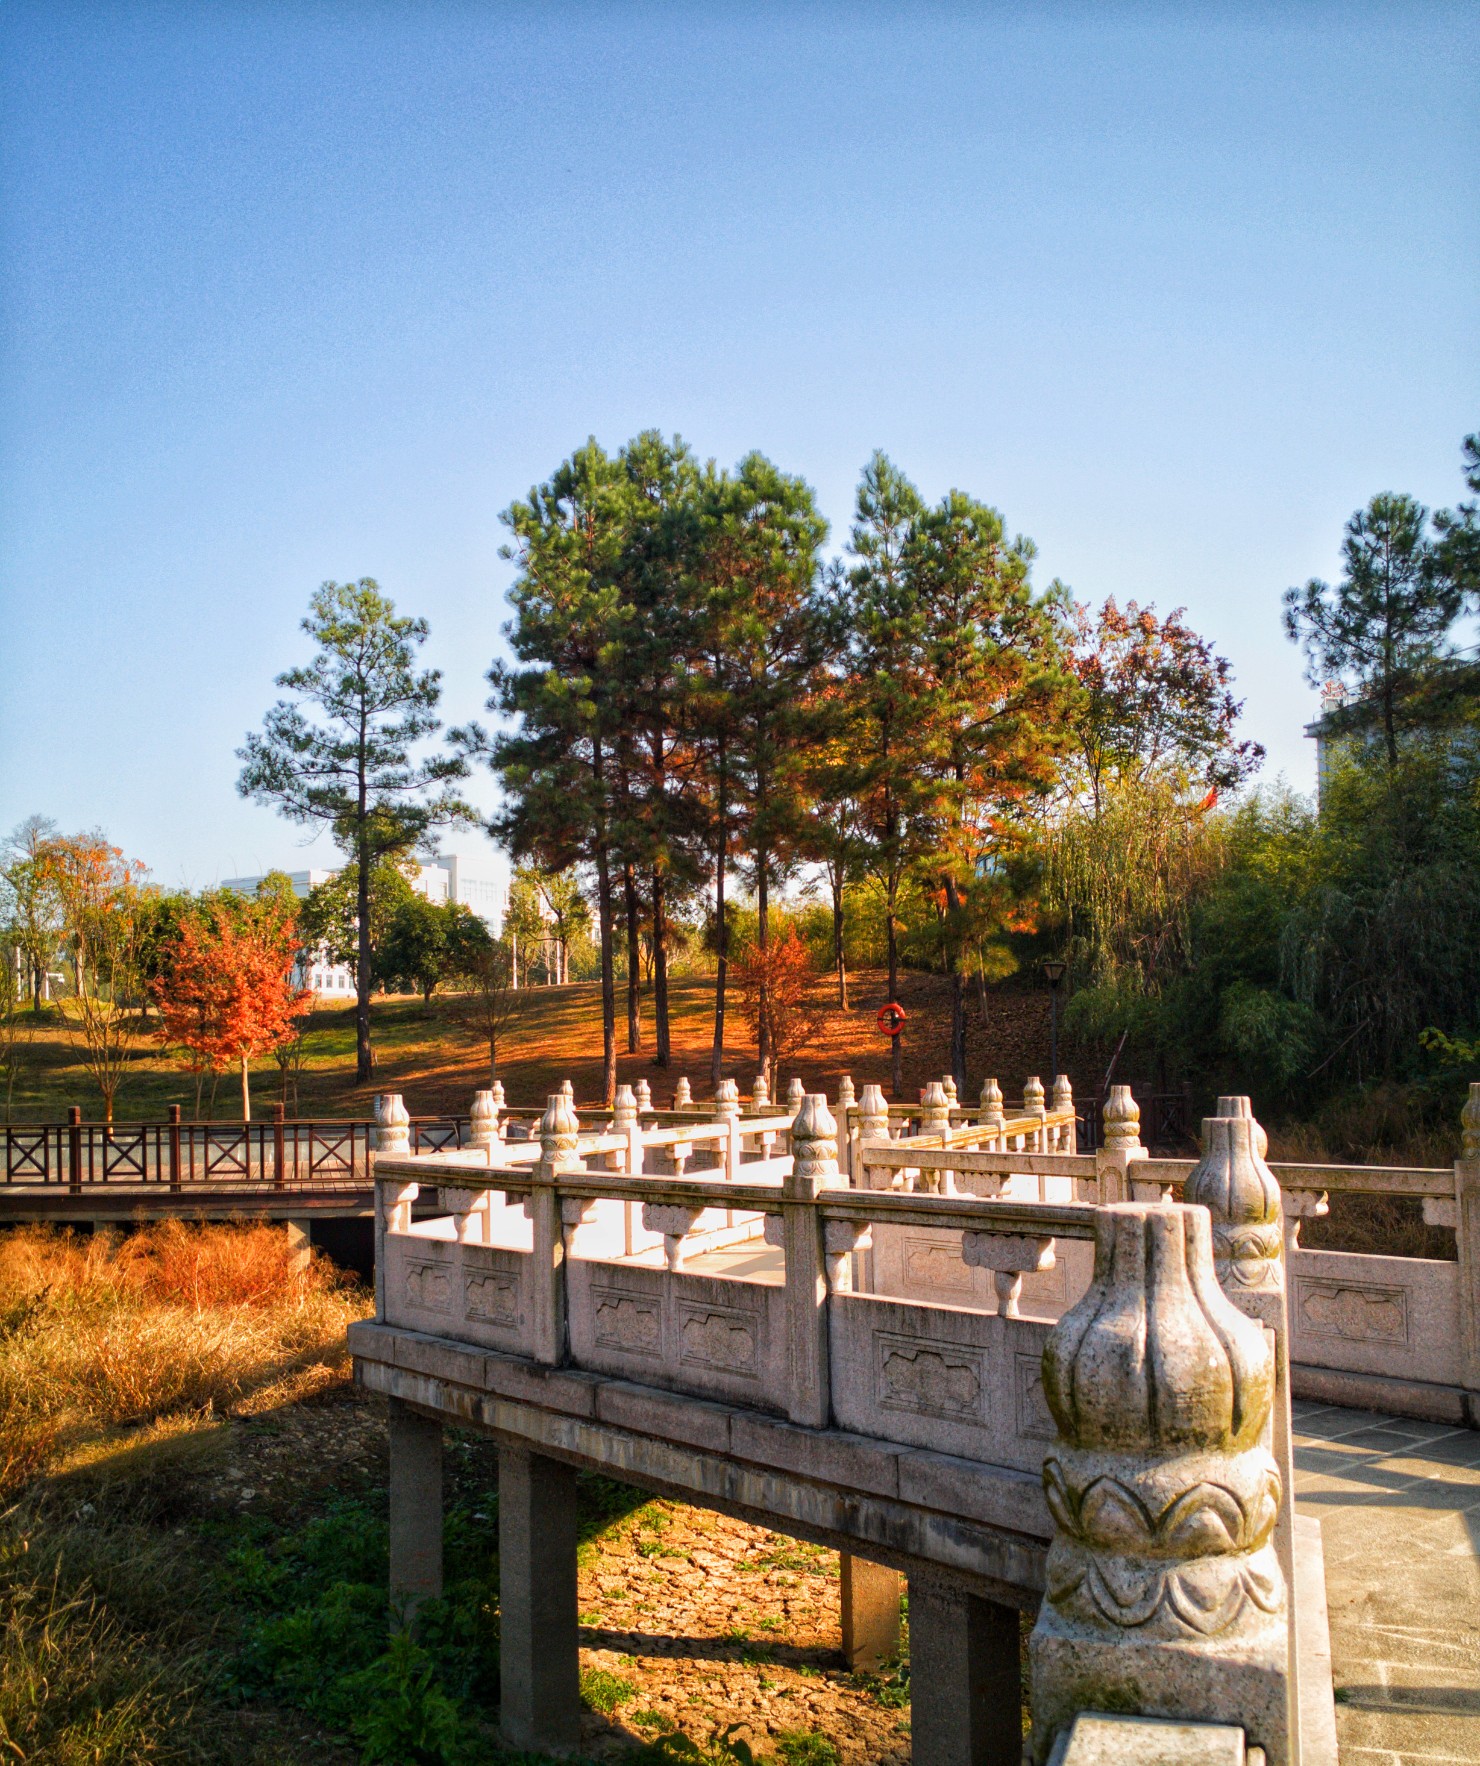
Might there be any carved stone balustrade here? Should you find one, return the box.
[373,1092,411,1156]
[470,1089,499,1154]
[674,1076,692,1107]
[1030,1200,1291,1764]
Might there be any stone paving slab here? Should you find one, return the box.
[1293,1401,1480,1766]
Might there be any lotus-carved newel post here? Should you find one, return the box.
[527,1094,581,1365]
[673,1075,692,1108]
[1186,1097,1300,1760]
[778,1094,836,1429]
[470,1089,499,1156]
[1029,1201,1293,1765]
[978,1077,1006,1143]
[856,1084,891,1190]
[373,1093,411,1156]
[752,1073,770,1110]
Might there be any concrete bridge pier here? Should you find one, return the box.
[496,1444,582,1753]
[907,1574,1023,1766]
[387,1398,442,1618]
[839,1552,902,1671]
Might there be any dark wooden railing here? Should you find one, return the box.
[2,1106,470,1195]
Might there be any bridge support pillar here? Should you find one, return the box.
[284,1218,312,1274]
[498,1445,580,1754]
[840,1554,900,1671]
[387,1398,442,1617]
[906,1576,1021,1766]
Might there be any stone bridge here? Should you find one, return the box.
[349,1076,1480,1764]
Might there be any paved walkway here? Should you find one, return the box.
[1294,1400,1480,1765]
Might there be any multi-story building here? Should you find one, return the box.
[220,851,506,998]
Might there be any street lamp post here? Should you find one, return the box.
[1042,959,1067,1083]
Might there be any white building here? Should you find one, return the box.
[220,851,507,998]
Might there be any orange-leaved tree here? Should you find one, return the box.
[153,896,310,1122]
[732,924,823,1096]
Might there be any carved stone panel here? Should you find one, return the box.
[464,1269,518,1328]
[404,1258,453,1315]
[1295,1275,1408,1346]
[1015,1350,1056,1442]
[592,1281,663,1360]
[677,1301,759,1377]
[874,1330,986,1423]
[901,1232,976,1296]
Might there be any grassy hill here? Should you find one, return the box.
[6,969,1066,1124]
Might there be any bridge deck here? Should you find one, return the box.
[1293,1401,1480,1766]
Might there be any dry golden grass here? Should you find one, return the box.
[0,1221,369,1500]
[0,1222,372,1763]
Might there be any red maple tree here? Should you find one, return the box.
[153,904,310,1121]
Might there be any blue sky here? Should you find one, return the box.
[2,2,1476,889]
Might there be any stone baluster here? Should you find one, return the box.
[642,1199,704,1271]
[1454,1083,1480,1429]
[373,1092,411,1156]
[963,1230,1056,1318]
[441,1182,489,1246]
[1186,1099,1299,1760]
[470,1089,499,1157]
[529,1094,581,1364]
[919,1080,952,1195]
[856,1083,891,1190]
[780,1094,835,1428]
[978,1077,1006,1149]
[1096,1085,1144,1203]
[560,1078,575,1105]
[715,1078,742,1180]
[752,1073,770,1111]
[786,1075,806,1114]
[634,1078,652,1113]
[674,1075,692,1108]
[1024,1074,1047,1152]
[1029,1200,1292,1765]
[838,1074,856,1110]
[490,1079,506,1136]
[942,1074,959,1108]
[611,1084,637,1171]
[1283,1188,1328,1256]
[824,1218,873,1292]
[1052,1074,1075,1152]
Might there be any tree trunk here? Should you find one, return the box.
[241,1051,252,1123]
[756,852,771,1078]
[651,868,670,1068]
[623,862,641,1052]
[944,876,966,1096]
[831,872,847,1009]
[888,903,904,1097]
[355,839,373,1084]
[710,748,729,1090]
[595,847,617,1106]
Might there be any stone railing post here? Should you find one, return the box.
[1095,1084,1144,1202]
[836,1075,857,1181]
[470,1089,499,1157]
[781,1094,834,1428]
[1052,1074,1076,1152]
[978,1076,1006,1146]
[372,1092,410,1157]
[786,1075,806,1114]
[919,1080,953,1194]
[838,1074,856,1110]
[856,1084,890,1191]
[942,1074,959,1107]
[752,1073,770,1111]
[1185,1099,1299,1764]
[715,1078,742,1177]
[634,1078,651,1112]
[1024,1074,1047,1151]
[1030,1200,1292,1764]
[673,1075,692,1108]
[1455,1083,1480,1425]
[490,1079,506,1133]
[528,1094,580,1365]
